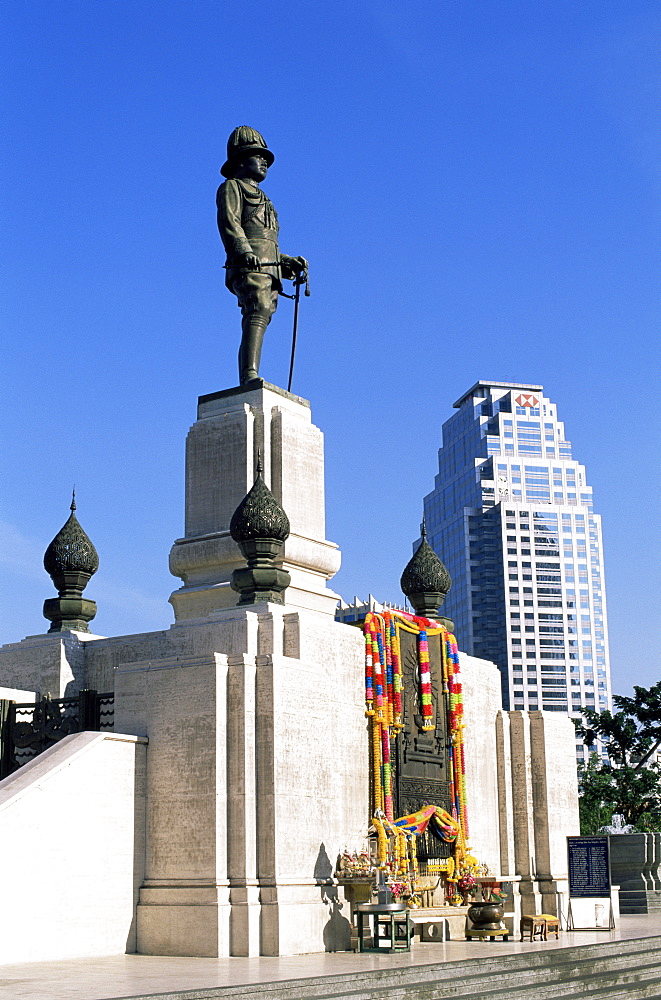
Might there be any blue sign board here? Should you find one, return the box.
[567,836,611,897]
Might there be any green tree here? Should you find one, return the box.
[574,681,661,834]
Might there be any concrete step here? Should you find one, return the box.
[208,938,661,1000]
[305,958,661,1000]
[119,937,661,1000]
[619,890,661,914]
[572,980,661,1000]
[313,976,661,1000]
[408,963,661,1000]
[333,955,661,1000]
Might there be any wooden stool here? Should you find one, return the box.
[539,914,560,939]
[520,914,546,942]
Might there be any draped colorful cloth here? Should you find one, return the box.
[392,804,460,842]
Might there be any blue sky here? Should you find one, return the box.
[2,1,659,695]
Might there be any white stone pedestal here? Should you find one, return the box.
[113,603,368,957]
[169,381,342,621]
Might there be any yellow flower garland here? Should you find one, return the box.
[373,815,388,867]
[372,719,383,812]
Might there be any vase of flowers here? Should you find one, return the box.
[457,871,476,905]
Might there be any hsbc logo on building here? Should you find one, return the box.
[515,393,539,407]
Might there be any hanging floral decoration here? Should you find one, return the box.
[363,610,470,901]
[364,611,404,820]
[370,809,420,895]
[444,628,469,840]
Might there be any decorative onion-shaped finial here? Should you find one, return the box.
[400,518,452,618]
[229,458,291,605]
[230,455,290,544]
[43,492,99,633]
[44,489,99,580]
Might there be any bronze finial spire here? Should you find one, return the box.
[43,494,99,633]
[401,515,453,626]
[229,461,290,604]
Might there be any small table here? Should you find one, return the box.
[355,902,411,953]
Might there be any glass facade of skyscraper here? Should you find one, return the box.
[423,381,612,758]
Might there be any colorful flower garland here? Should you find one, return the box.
[363,610,470,875]
[417,629,433,730]
[364,612,405,821]
[443,630,469,840]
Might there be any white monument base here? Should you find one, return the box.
[112,603,367,957]
[0,379,582,959]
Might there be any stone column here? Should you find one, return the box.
[652,833,661,892]
[169,381,341,620]
[253,606,368,956]
[495,710,515,877]
[528,710,580,914]
[114,649,231,957]
[226,653,260,956]
[505,710,580,917]
[508,711,541,914]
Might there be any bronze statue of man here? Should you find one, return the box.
[217,126,307,385]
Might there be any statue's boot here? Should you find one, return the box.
[238,318,268,385]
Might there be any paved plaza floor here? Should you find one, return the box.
[0,916,657,1000]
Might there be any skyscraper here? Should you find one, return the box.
[423,381,612,757]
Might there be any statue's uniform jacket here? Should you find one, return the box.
[216,178,283,293]
[216,175,286,383]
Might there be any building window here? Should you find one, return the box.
[516,406,540,416]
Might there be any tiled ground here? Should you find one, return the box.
[0,916,657,1000]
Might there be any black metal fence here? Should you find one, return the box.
[0,690,114,779]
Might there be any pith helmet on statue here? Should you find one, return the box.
[220,126,275,178]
